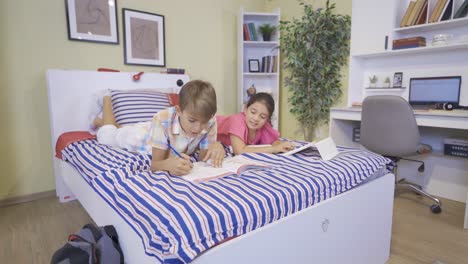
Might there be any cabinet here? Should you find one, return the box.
[348,0,468,107]
[238,8,280,128]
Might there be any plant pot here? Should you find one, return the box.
[262,33,272,41]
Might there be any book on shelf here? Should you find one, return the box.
[439,0,453,21]
[429,0,445,22]
[393,44,426,50]
[454,0,468,18]
[400,1,416,27]
[415,0,428,25]
[406,0,425,26]
[393,37,426,48]
[260,55,278,73]
[243,23,258,41]
[181,156,270,183]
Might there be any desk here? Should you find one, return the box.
[330,107,468,229]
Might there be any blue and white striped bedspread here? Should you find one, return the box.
[62,139,391,263]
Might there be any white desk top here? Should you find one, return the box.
[331,107,468,117]
[330,107,468,130]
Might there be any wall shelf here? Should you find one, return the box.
[243,72,278,77]
[353,42,468,59]
[243,41,279,48]
[393,16,468,34]
[365,87,406,91]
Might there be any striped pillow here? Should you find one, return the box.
[111,89,171,126]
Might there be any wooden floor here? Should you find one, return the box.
[1,194,467,264]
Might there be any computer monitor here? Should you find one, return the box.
[409,76,461,106]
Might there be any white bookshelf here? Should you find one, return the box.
[238,7,280,129]
[348,0,468,107]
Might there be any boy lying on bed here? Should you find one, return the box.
[91,80,225,176]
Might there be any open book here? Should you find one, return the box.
[282,142,316,156]
[181,156,270,183]
[283,137,355,160]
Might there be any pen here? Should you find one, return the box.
[167,143,183,158]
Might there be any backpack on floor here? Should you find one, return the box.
[50,223,124,264]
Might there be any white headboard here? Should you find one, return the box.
[46,69,190,150]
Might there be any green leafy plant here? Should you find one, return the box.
[369,75,378,84]
[258,24,276,41]
[280,0,351,141]
[384,77,391,87]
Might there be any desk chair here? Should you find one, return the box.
[360,95,442,214]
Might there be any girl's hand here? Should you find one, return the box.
[203,142,225,167]
[166,156,193,176]
[273,141,295,153]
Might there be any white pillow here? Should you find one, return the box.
[111,89,171,126]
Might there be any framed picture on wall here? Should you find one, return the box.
[393,72,403,87]
[123,8,166,67]
[65,0,119,44]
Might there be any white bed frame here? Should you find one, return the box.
[47,69,395,264]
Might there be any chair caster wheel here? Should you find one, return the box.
[430,204,441,214]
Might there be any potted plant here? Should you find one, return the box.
[279,0,351,141]
[369,75,378,87]
[384,77,391,87]
[258,24,276,41]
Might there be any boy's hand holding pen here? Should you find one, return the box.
[167,143,193,175]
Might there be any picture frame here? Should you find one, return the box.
[65,0,119,44]
[123,8,166,67]
[393,72,403,87]
[249,59,260,72]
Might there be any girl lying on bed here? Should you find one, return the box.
[91,80,225,176]
[216,92,295,155]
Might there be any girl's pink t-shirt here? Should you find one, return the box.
[216,113,280,146]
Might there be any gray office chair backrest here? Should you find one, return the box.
[360,95,420,156]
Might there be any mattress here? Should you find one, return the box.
[62,139,390,263]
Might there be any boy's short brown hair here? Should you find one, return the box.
[178,80,217,122]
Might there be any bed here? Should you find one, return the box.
[47,69,395,264]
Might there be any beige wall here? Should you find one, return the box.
[0,0,351,200]
[266,0,352,140]
[0,0,265,200]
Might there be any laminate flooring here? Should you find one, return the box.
[1,194,467,263]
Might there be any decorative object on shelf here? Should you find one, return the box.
[122,8,165,67]
[431,34,453,46]
[393,72,403,88]
[369,75,378,87]
[248,59,260,72]
[258,24,276,41]
[65,0,119,44]
[163,68,185,74]
[280,0,351,141]
[244,84,257,105]
[384,77,391,87]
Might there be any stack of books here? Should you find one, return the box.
[399,0,428,27]
[392,37,426,50]
[243,23,258,41]
[260,55,278,73]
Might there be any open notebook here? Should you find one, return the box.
[181,156,270,183]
